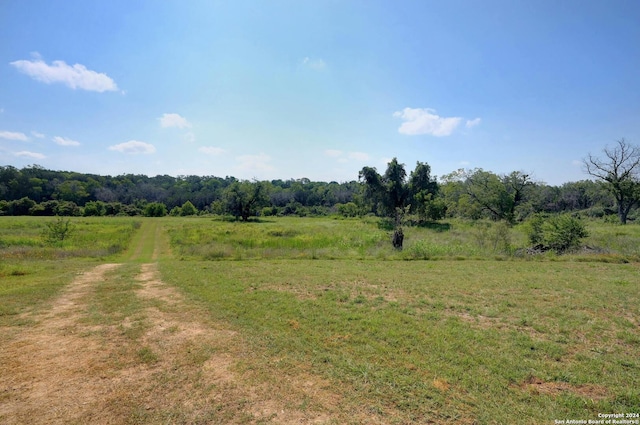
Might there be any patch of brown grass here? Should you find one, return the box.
[518,376,609,400]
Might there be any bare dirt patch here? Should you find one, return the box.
[0,263,122,424]
[518,376,609,400]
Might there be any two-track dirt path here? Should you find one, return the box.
[0,221,342,424]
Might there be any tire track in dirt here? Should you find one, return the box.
[131,263,340,423]
[0,263,122,424]
[0,221,344,424]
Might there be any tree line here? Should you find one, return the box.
[1,140,638,224]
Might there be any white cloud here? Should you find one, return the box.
[53,136,80,146]
[302,57,327,70]
[108,140,156,154]
[15,150,45,159]
[348,152,370,161]
[10,55,118,92]
[31,131,45,138]
[324,149,343,157]
[0,131,28,141]
[198,146,226,155]
[158,113,192,129]
[393,107,462,137]
[465,118,482,128]
[236,153,274,173]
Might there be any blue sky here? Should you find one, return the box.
[1,0,639,185]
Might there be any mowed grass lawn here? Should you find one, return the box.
[1,215,639,423]
[160,216,640,423]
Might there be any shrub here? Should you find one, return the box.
[525,214,589,254]
[83,201,106,216]
[525,214,545,246]
[180,200,198,216]
[261,206,278,217]
[143,202,167,217]
[424,197,448,221]
[545,214,589,253]
[56,201,81,216]
[43,216,74,243]
[336,202,360,218]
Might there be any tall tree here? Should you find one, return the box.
[223,181,269,221]
[584,139,640,224]
[360,158,438,248]
[408,161,442,220]
[463,169,532,222]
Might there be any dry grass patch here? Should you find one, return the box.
[518,376,609,400]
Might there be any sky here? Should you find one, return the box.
[1,0,639,185]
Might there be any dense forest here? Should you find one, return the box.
[0,162,629,222]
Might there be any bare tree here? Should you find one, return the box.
[584,139,640,224]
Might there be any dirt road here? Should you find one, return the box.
[0,222,340,424]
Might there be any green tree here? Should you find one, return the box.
[53,180,90,205]
[359,158,415,249]
[180,200,198,216]
[584,139,640,224]
[223,181,269,221]
[83,201,106,216]
[463,169,532,223]
[9,197,36,215]
[143,202,167,217]
[408,161,441,221]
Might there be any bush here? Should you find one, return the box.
[261,206,278,217]
[525,214,589,254]
[336,202,360,218]
[43,216,74,244]
[545,214,589,253]
[525,214,545,246]
[83,201,106,216]
[143,202,167,217]
[56,201,81,216]
[180,200,198,216]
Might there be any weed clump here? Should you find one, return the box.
[42,217,74,244]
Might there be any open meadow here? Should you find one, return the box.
[1,215,638,424]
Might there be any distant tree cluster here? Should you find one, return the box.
[0,165,361,219]
[1,140,638,227]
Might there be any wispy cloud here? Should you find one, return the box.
[53,136,80,146]
[0,131,28,141]
[324,149,343,157]
[158,113,192,129]
[236,153,274,174]
[393,107,462,137]
[108,140,156,154]
[10,54,118,92]
[31,131,45,139]
[465,118,481,128]
[348,152,370,161]
[301,57,327,71]
[198,146,226,155]
[325,149,370,163]
[15,150,45,159]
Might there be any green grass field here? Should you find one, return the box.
[1,215,638,424]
